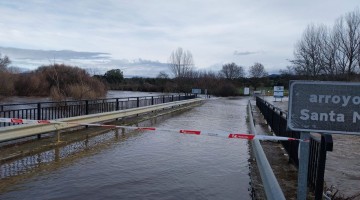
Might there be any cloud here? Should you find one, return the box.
[233,50,264,56]
[0,46,169,77]
[1,0,358,76]
[0,46,110,60]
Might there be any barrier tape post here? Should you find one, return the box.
[56,130,61,143]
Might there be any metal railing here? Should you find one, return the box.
[248,101,285,200]
[256,96,333,200]
[0,94,196,127]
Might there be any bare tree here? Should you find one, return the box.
[157,71,169,79]
[219,62,245,80]
[0,53,11,72]
[0,54,14,97]
[321,26,339,76]
[186,69,200,79]
[333,9,360,76]
[279,66,295,76]
[168,47,194,78]
[248,62,268,90]
[196,70,218,94]
[249,62,268,78]
[291,24,326,77]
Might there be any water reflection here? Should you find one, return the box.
[0,97,251,200]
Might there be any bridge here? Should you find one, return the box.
[0,94,200,142]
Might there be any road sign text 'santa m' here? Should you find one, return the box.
[287,81,360,135]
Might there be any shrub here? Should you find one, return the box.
[14,64,107,100]
[0,71,16,98]
[214,82,239,97]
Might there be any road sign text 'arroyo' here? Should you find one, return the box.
[288,81,360,135]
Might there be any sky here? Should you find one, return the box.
[0,0,359,77]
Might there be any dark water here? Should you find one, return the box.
[0,97,251,200]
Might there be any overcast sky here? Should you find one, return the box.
[0,0,359,77]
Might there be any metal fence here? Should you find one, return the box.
[0,94,196,127]
[256,96,333,200]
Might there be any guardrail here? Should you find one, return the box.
[256,96,333,200]
[248,100,285,200]
[0,98,202,143]
[0,94,196,127]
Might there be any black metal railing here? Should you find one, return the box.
[308,133,333,199]
[256,96,333,200]
[0,94,196,127]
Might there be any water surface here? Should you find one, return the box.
[0,97,251,200]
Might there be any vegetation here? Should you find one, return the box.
[219,62,245,80]
[0,62,107,101]
[289,9,360,81]
[0,51,273,100]
[0,54,16,99]
[168,47,194,78]
[103,69,124,84]
[95,67,267,97]
[248,62,269,90]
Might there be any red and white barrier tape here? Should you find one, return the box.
[0,118,301,141]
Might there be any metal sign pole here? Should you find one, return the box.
[297,132,310,200]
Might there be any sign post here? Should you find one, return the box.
[297,132,310,200]
[288,80,360,199]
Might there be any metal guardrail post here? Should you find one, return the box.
[85,100,89,115]
[151,96,154,105]
[137,97,140,107]
[116,98,119,111]
[248,100,285,200]
[37,103,42,139]
[37,103,41,120]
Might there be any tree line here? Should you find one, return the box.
[94,47,271,97]
[1,50,272,101]
[290,8,360,80]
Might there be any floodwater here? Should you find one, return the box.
[0,97,252,200]
[0,90,167,104]
[263,96,360,197]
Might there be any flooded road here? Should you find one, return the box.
[0,97,251,200]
